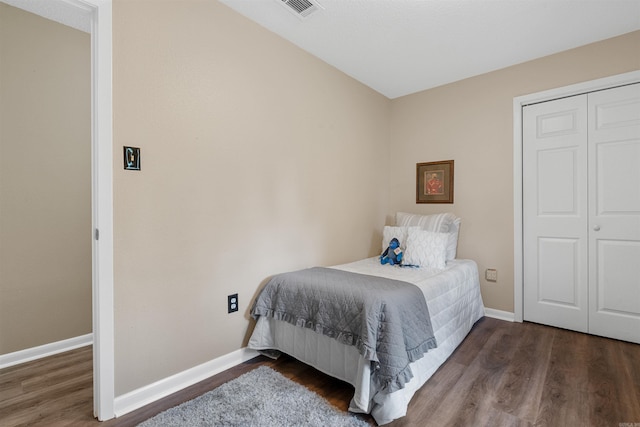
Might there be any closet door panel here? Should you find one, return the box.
[595,240,640,313]
[588,83,640,344]
[595,140,640,213]
[523,95,588,332]
[537,237,582,307]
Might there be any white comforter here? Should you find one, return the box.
[248,257,485,425]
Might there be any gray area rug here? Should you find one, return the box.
[137,366,370,426]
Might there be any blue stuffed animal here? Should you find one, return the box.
[380,238,403,265]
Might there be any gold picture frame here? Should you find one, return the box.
[416,160,454,203]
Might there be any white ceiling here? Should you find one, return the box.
[220,0,640,99]
[5,0,639,98]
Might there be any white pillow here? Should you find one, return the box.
[446,217,461,260]
[381,226,419,253]
[395,212,461,261]
[403,229,448,270]
[396,212,455,232]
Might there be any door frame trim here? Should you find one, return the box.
[512,70,640,323]
[88,0,114,420]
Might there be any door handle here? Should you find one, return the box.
[593,225,601,231]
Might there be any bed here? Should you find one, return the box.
[248,212,485,425]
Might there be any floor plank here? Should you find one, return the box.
[1,318,639,427]
[493,322,554,423]
[533,328,589,427]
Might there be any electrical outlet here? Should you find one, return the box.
[228,293,238,313]
[485,269,497,282]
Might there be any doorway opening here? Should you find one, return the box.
[0,0,114,420]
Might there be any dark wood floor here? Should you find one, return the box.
[1,317,639,426]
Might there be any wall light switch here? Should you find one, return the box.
[486,269,498,282]
[123,146,140,171]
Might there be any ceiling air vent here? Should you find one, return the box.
[277,0,322,19]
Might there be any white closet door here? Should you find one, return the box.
[523,95,589,332]
[587,83,640,344]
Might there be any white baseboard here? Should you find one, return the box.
[0,333,93,370]
[114,347,260,418]
[484,307,516,322]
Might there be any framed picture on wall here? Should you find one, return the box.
[416,160,454,203]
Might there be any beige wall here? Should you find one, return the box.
[389,30,640,312]
[112,0,391,395]
[0,3,92,354]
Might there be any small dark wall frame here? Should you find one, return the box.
[123,146,140,171]
[416,160,454,204]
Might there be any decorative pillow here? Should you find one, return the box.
[403,229,449,270]
[396,211,455,232]
[381,226,419,253]
[395,212,460,261]
[446,217,462,260]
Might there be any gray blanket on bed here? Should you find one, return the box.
[250,267,437,392]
